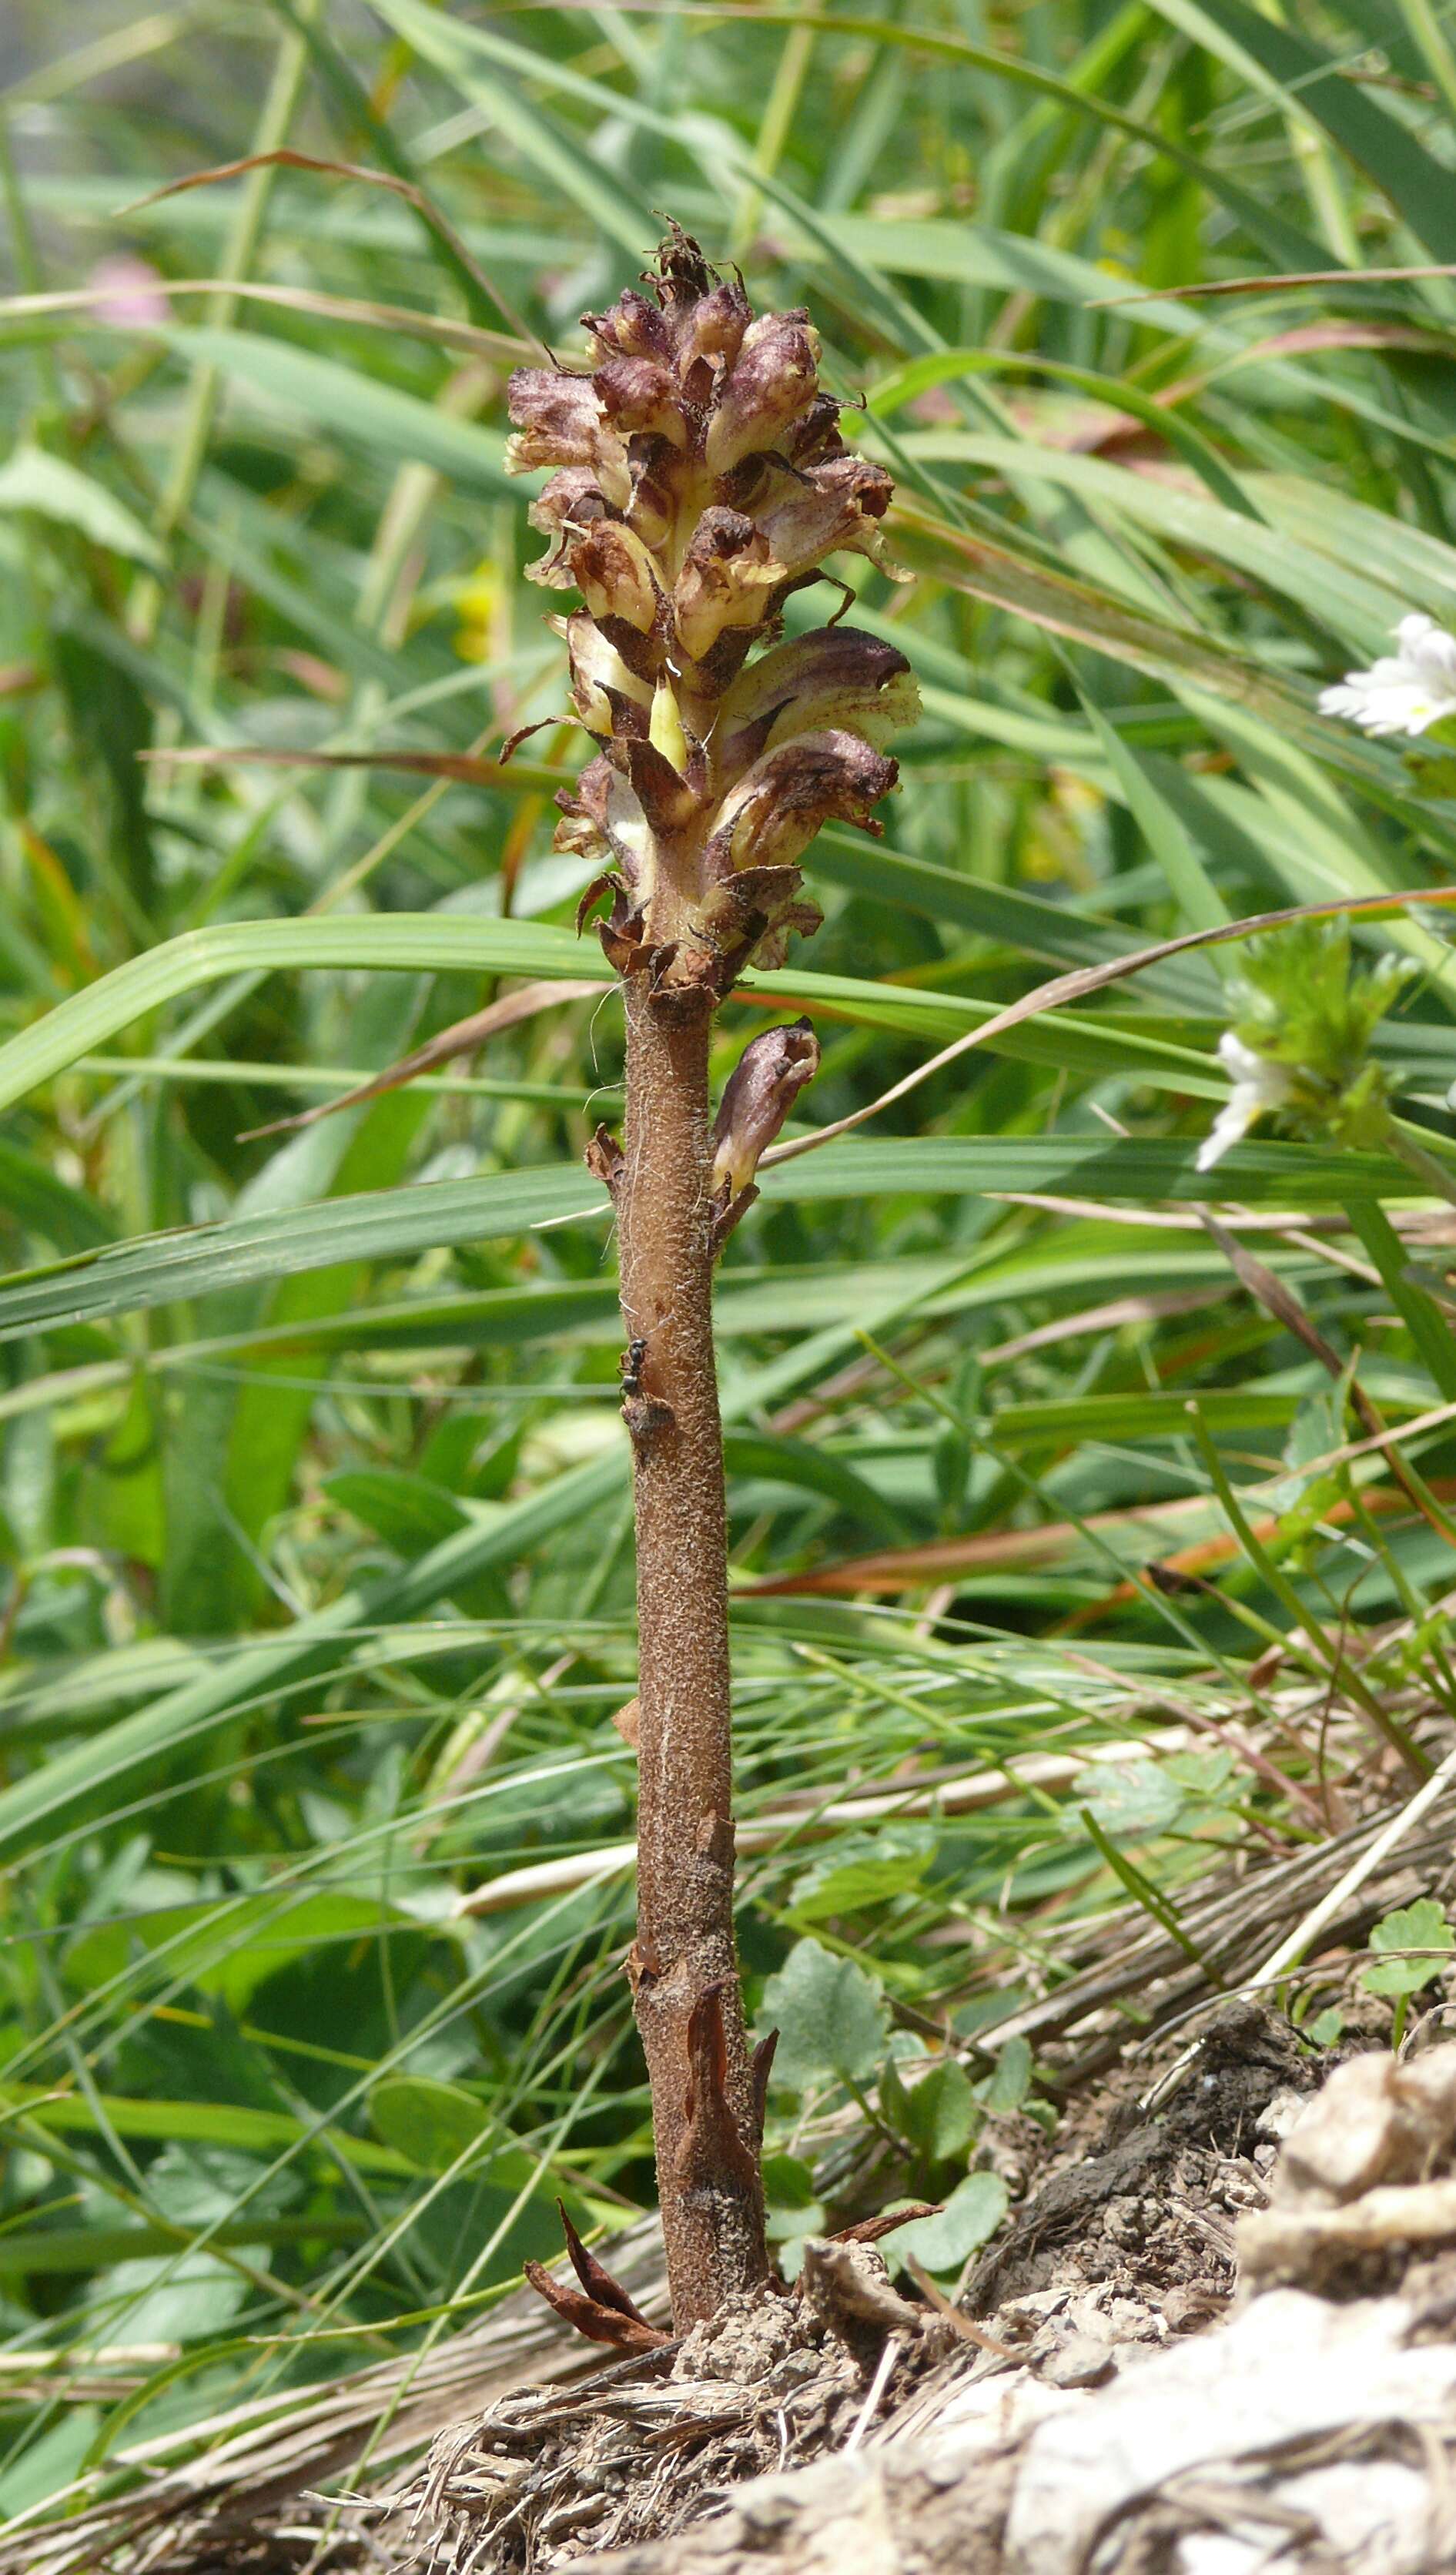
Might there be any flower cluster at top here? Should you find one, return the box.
[1198,918,1411,1171]
[506,226,919,1013]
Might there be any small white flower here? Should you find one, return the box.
[1196,1032,1297,1173]
[1319,614,1456,738]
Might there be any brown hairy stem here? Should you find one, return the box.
[617,979,770,2326]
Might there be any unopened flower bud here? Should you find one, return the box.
[711,1020,821,1196]
[680,279,751,388]
[594,353,688,444]
[582,289,671,362]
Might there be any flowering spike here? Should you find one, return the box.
[507,227,918,1004]
[1197,920,1414,1172]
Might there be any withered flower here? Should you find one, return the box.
[711,1018,822,1200]
[507,224,918,1009]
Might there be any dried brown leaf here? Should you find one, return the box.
[522,2259,669,2353]
[556,2203,661,2332]
[831,2204,941,2248]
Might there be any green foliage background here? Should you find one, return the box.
[5,0,1456,2525]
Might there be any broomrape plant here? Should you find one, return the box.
[507,226,918,2331]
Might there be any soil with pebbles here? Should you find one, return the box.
[34,1993,1456,2575]
[546,2012,1456,2575]
[388,1999,1329,2571]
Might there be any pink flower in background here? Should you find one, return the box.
[87,256,169,332]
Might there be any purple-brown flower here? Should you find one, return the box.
[507,226,918,1008]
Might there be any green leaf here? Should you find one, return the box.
[893,494,1327,718]
[62,1887,437,2015]
[979,2038,1034,2116]
[0,2081,414,2177]
[0,1137,115,1254]
[786,1824,937,1923]
[870,349,1259,521]
[0,909,1217,1120]
[0,2411,105,2520]
[0,916,594,1118]
[759,1937,888,2093]
[0,1136,1422,1345]
[1083,1762,1185,1840]
[0,445,165,566]
[1153,0,1456,263]
[0,1264,954,1867]
[897,2060,980,2165]
[368,2075,494,2172]
[87,2249,256,2345]
[816,829,1219,1003]
[0,2215,366,2274]
[257,0,520,330]
[725,1431,906,1546]
[902,434,1404,648]
[1360,1898,1454,2000]
[755,25,1327,271]
[0,1448,628,1867]
[162,327,514,495]
[1160,1751,1236,1807]
[1079,695,1228,934]
[759,1133,1414,1212]
[51,624,156,914]
[761,2151,826,2245]
[367,0,658,257]
[799,211,1203,342]
[1265,1385,1348,1517]
[0,1167,607,1340]
[1305,2009,1345,2050]
[323,1467,475,1555]
[888,2172,1009,2276]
